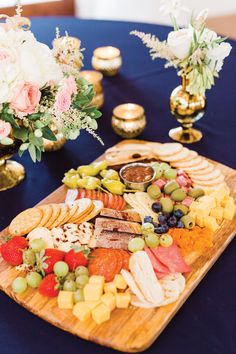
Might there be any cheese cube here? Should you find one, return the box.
[204,216,220,232]
[114,274,127,290]
[115,293,131,309]
[195,215,205,227]
[92,303,110,325]
[86,301,101,310]
[211,186,229,205]
[73,302,91,322]
[57,291,74,309]
[197,196,216,209]
[89,275,105,288]
[195,203,211,217]
[84,283,103,302]
[210,207,224,224]
[189,201,198,211]
[188,211,197,221]
[223,203,235,221]
[104,282,117,294]
[203,188,214,195]
[101,292,116,311]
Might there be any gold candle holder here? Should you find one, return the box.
[80,70,104,109]
[92,46,122,76]
[112,103,146,138]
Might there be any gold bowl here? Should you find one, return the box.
[92,46,122,76]
[80,70,104,109]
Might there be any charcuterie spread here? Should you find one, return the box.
[0,140,235,350]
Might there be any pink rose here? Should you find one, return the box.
[0,120,11,139]
[54,90,71,113]
[11,82,41,116]
[63,76,77,95]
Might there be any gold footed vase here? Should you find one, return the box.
[169,77,206,143]
[0,142,25,191]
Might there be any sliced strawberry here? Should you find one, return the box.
[38,274,59,297]
[64,247,88,271]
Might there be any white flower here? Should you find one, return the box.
[0,82,10,104]
[167,28,193,60]
[206,42,232,72]
[160,0,189,18]
[193,8,209,30]
[198,28,217,44]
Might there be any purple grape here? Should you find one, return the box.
[176,220,185,228]
[152,202,162,213]
[144,216,153,223]
[167,216,177,227]
[158,214,167,224]
[173,209,184,219]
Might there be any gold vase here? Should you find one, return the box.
[169,76,206,143]
[43,125,66,152]
[0,142,25,192]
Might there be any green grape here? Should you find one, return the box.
[76,275,89,288]
[29,238,46,252]
[73,289,85,304]
[65,272,76,281]
[141,222,155,235]
[147,185,161,199]
[12,277,28,294]
[128,237,145,253]
[23,249,36,266]
[151,163,163,179]
[160,162,170,171]
[159,234,173,247]
[26,272,42,288]
[53,261,69,277]
[75,266,89,277]
[164,168,177,180]
[63,280,77,292]
[145,233,159,248]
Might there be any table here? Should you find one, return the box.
[0,18,235,354]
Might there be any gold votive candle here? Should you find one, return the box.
[80,70,104,109]
[92,46,122,76]
[53,36,83,71]
[112,103,146,138]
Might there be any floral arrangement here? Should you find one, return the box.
[0,7,102,162]
[131,0,232,96]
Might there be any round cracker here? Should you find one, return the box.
[192,174,225,186]
[63,203,79,224]
[37,204,53,227]
[78,200,103,223]
[191,169,221,182]
[193,182,227,190]
[187,163,215,176]
[182,160,209,172]
[45,204,61,229]
[153,143,183,157]
[50,204,69,228]
[171,150,198,165]
[9,208,43,236]
[161,147,190,162]
[73,203,95,224]
[172,156,203,168]
[69,198,93,223]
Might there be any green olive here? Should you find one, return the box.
[171,188,187,202]
[164,181,179,195]
[188,187,205,199]
[160,197,174,213]
[173,204,189,215]
[180,215,195,229]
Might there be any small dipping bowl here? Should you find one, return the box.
[119,162,155,192]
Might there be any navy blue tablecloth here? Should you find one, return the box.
[0,18,235,354]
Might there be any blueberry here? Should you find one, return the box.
[152,202,162,213]
[176,220,185,228]
[155,223,169,234]
[173,209,184,219]
[158,214,167,224]
[144,216,153,223]
[167,216,177,227]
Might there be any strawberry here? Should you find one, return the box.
[37,249,65,275]
[38,274,59,297]
[0,236,28,266]
[64,247,88,271]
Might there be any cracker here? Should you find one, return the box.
[161,147,190,162]
[78,200,103,223]
[171,150,198,165]
[63,203,79,224]
[45,204,61,229]
[73,202,95,224]
[37,204,53,227]
[69,198,93,224]
[192,174,225,186]
[9,208,43,236]
[152,143,183,157]
[182,160,209,172]
[191,169,221,182]
[172,156,203,168]
[187,163,215,176]
[50,204,69,228]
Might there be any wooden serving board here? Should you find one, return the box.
[0,140,236,353]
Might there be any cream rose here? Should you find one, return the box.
[167,28,193,60]
[206,42,232,72]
